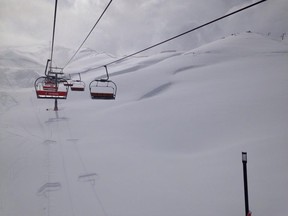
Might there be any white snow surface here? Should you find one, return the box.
[1,33,288,216]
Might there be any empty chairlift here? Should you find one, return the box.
[70,73,85,91]
[34,59,69,99]
[89,66,117,100]
[35,76,69,99]
[63,75,74,88]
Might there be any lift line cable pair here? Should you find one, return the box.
[63,0,114,69]
[91,0,267,71]
[50,0,58,69]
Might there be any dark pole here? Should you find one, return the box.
[54,99,58,111]
[242,152,250,216]
[54,73,58,111]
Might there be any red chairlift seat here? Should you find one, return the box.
[89,66,117,100]
[62,73,73,87]
[89,79,117,100]
[64,82,73,87]
[70,80,85,91]
[70,73,85,91]
[43,80,58,91]
[34,76,69,99]
[36,90,68,98]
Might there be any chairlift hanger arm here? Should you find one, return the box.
[104,65,109,81]
[45,59,51,76]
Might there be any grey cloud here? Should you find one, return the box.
[1,0,287,55]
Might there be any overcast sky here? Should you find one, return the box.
[0,0,287,55]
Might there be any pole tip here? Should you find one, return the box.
[242,152,247,162]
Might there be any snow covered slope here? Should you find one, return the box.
[1,33,288,216]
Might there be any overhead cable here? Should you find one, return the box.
[50,0,58,68]
[63,0,114,69]
[93,0,267,70]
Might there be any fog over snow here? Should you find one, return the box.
[1,0,288,216]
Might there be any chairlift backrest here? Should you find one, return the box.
[89,79,117,100]
[34,76,69,99]
[70,73,85,91]
[89,66,117,99]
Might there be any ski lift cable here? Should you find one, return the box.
[63,0,114,69]
[93,0,267,71]
[50,0,58,69]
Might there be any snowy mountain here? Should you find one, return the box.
[1,32,288,216]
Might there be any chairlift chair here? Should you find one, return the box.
[63,75,73,87]
[34,76,69,99]
[89,79,117,99]
[63,82,73,87]
[70,73,85,91]
[89,66,117,100]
